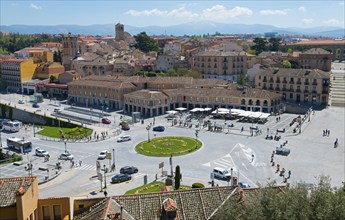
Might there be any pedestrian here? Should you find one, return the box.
[79,160,82,166]
[328,130,330,137]
[251,154,254,162]
[334,138,338,148]
[155,173,158,181]
[288,170,291,178]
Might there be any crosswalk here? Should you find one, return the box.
[203,143,267,171]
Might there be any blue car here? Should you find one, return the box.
[153,126,165,132]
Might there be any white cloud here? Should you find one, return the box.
[30,3,42,10]
[322,19,344,26]
[260,9,288,15]
[125,5,252,21]
[201,5,252,20]
[298,6,306,12]
[302,18,314,25]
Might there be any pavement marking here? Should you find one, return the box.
[75,164,96,171]
[80,180,99,187]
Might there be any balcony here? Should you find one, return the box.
[282,88,287,91]
[282,80,287,84]
[312,90,317,94]
[263,78,267,82]
[269,86,274,90]
[312,82,318,86]
[269,78,274,83]
[304,82,309,85]
[304,90,309,93]
[223,66,228,70]
[296,89,301,93]
[275,87,280,91]
[289,81,294,84]
[223,59,228,62]
[262,86,267,89]
[276,80,281,83]
[296,81,302,85]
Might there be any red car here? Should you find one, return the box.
[101,118,111,124]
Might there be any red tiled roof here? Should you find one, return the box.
[296,39,345,45]
[0,176,37,207]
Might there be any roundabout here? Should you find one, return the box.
[135,136,202,157]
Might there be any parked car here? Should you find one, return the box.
[35,147,49,157]
[153,125,165,132]
[212,167,231,180]
[98,150,108,160]
[111,173,132,184]
[120,121,130,130]
[275,147,290,156]
[117,135,131,142]
[32,103,40,108]
[18,99,25,104]
[238,182,251,188]
[54,108,62,113]
[101,118,111,124]
[59,152,74,160]
[120,166,138,174]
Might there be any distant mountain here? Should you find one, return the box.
[1,22,344,38]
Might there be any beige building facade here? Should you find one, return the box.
[192,51,256,81]
[255,68,330,105]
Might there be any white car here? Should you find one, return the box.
[35,147,49,157]
[54,108,62,113]
[59,152,74,160]
[117,135,131,142]
[18,99,25,104]
[98,150,108,160]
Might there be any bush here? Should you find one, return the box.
[175,165,181,190]
[192,183,205,188]
[12,153,22,162]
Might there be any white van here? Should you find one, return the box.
[212,167,231,180]
[54,108,62,113]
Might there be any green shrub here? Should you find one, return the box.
[175,165,181,190]
[12,153,22,162]
[192,183,205,188]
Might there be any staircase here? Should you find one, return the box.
[329,62,345,107]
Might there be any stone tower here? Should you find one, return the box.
[115,23,125,41]
[61,33,78,70]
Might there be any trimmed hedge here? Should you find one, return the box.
[192,183,205,188]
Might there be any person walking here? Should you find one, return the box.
[288,170,291,178]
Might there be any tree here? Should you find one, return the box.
[174,165,181,190]
[133,32,159,53]
[237,73,249,86]
[251,37,268,55]
[53,50,62,63]
[268,37,281,51]
[282,60,292,68]
[49,75,58,83]
[287,48,293,54]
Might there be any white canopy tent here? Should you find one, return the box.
[166,110,178,114]
[175,107,187,111]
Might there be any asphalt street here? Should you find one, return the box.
[0,93,344,199]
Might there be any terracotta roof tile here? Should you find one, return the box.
[0,176,36,207]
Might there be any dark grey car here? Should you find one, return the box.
[276,147,290,156]
[111,173,131,183]
[120,166,138,174]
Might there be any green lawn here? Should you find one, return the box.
[125,181,191,195]
[135,136,202,157]
[36,126,93,139]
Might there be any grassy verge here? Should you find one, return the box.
[36,126,93,138]
[135,136,202,157]
[125,181,191,195]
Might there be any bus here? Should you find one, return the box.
[7,137,32,154]
[2,121,22,132]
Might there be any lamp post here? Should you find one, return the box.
[33,122,35,137]
[103,164,107,189]
[0,130,2,148]
[195,130,199,148]
[64,141,67,153]
[112,148,115,171]
[146,125,151,142]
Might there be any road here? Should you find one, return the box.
[1,93,344,198]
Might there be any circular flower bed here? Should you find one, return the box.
[135,136,202,157]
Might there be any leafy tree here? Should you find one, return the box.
[237,73,249,86]
[167,68,177,76]
[53,50,62,63]
[174,165,181,190]
[133,32,159,53]
[282,60,292,68]
[287,48,293,53]
[251,37,268,55]
[268,37,281,51]
[49,75,58,83]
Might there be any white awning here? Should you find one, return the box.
[204,107,212,111]
[175,107,187,111]
[167,110,178,114]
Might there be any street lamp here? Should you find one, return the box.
[195,130,199,148]
[112,148,116,171]
[0,130,2,148]
[103,164,107,189]
[64,141,67,153]
[146,125,151,142]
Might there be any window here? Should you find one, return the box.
[215,97,218,103]
[53,205,62,220]
[42,206,50,220]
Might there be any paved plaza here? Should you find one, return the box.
[0,93,344,198]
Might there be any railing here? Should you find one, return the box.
[296,89,301,93]
[263,79,267,82]
[289,81,294,84]
[296,81,302,85]
[304,82,309,85]
[282,80,287,84]
[304,90,309,93]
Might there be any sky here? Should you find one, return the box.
[1,0,344,28]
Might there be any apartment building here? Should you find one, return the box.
[34,62,65,79]
[0,58,37,92]
[124,87,282,117]
[296,48,332,71]
[255,68,330,105]
[14,47,53,64]
[192,51,256,81]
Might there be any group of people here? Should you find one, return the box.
[70,160,82,168]
[323,129,331,137]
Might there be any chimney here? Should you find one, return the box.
[161,198,179,220]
